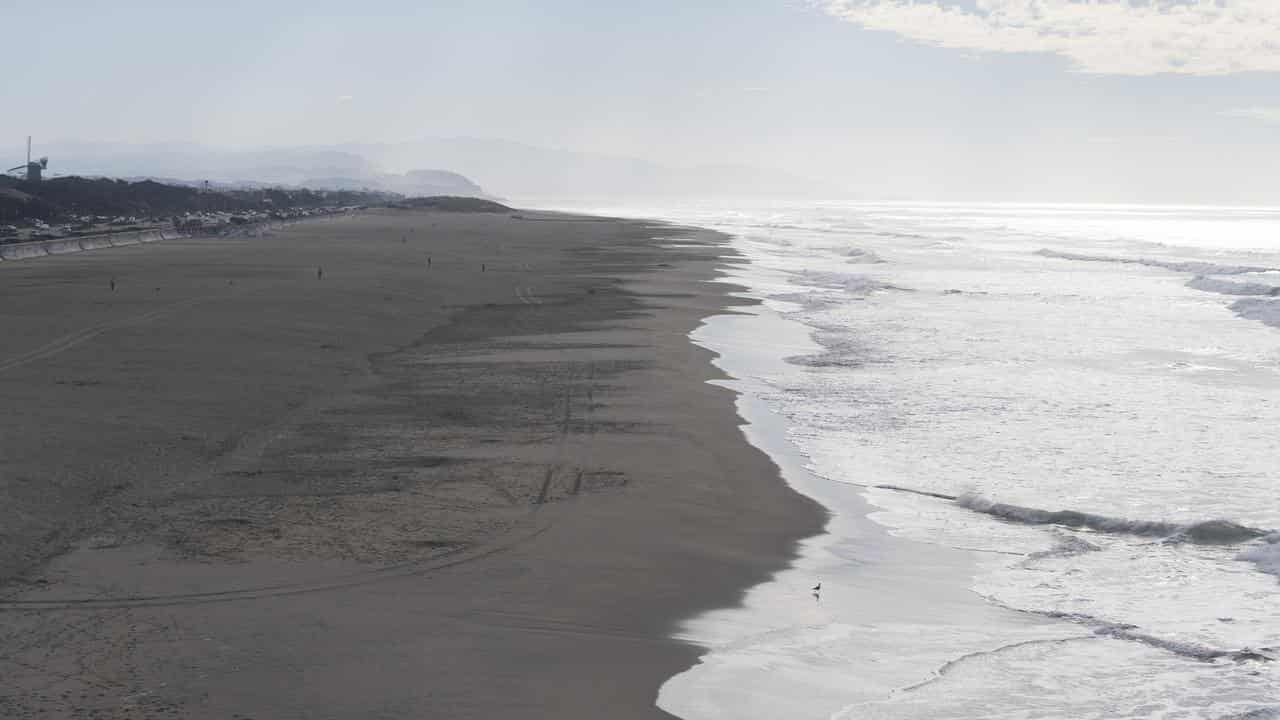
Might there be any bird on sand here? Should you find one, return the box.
[812,582,822,593]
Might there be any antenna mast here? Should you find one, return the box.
[27,136,31,166]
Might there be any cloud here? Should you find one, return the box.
[337,95,354,103]
[817,1,1280,76]
[1220,107,1280,123]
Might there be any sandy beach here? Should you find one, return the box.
[0,208,824,719]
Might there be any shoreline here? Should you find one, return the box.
[658,294,1060,717]
[650,211,1242,717]
[0,207,824,718]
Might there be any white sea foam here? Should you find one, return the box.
[1238,533,1280,578]
[1036,248,1278,275]
[564,201,1280,719]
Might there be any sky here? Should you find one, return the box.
[5,0,1280,202]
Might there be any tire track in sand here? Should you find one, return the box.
[0,521,550,611]
[0,298,205,374]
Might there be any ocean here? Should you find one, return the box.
[576,201,1280,718]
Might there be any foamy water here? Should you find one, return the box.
[582,201,1280,718]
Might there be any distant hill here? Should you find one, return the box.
[336,137,831,201]
[38,142,495,200]
[301,169,487,197]
[39,139,827,204]
[41,143,375,187]
[394,196,512,213]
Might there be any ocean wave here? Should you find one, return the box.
[1036,249,1276,276]
[1229,298,1280,329]
[898,636,1091,695]
[1218,708,1280,720]
[1187,276,1280,297]
[793,269,908,295]
[1026,532,1100,561]
[766,290,838,310]
[844,248,885,264]
[1091,620,1274,664]
[745,221,868,236]
[871,229,934,241]
[1237,534,1280,579]
[796,269,886,293]
[955,493,1269,545]
[785,330,880,368]
[742,233,794,248]
[868,487,1280,580]
[1033,610,1275,664]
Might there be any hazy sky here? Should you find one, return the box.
[6,1,1280,201]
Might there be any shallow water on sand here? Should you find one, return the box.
[578,202,1280,718]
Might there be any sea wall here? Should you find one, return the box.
[0,229,186,262]
[0,215,340,263]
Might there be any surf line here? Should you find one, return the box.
[857,483,1275,547]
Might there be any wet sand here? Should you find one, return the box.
[0,209,824,718]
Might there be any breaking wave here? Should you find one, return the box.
[844,248,886,264]
[1229,298,1280,329]
[1026,532,1100,561]
[860,488,1280,580]
[1236,534,1280,579]
[785,329,884,368]
[1035,610,1277,664]
[793,269,907,295]
[956,493,1269,545]
[1036,249,1276,276]
[767,290,842,311]
[1186,276,1280,297]
[1218,708,1280,720]
[1038,250,1280,329]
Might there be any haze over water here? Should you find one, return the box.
[571,201,1280,719]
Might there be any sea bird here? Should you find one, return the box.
[812,582,821,593]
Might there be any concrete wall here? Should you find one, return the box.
[44,238,85,255]
[0,229,187,262]
[0,242,51,261]
[107,233,141,247]
[76,236,116,251]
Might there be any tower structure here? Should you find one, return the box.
[6,137,48,182]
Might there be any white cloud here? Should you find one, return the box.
[1220,107,1280,123]
[818,1,1280,76]
[337,95,354,103]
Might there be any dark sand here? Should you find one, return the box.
[0,209,824,718]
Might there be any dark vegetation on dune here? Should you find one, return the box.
[0,175,392,223]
